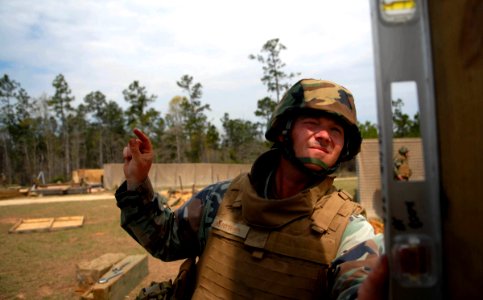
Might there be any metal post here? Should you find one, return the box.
[369,1,442,299]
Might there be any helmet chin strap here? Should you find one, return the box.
[297,157,329,169]
[294,156,340,177]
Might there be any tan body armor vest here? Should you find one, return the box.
[192,174,363,300]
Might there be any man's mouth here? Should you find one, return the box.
[309,146,329,154]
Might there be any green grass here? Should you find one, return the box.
[0,198,146,299]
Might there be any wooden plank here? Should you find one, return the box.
[9,218,54,233]
[0,189,23,199]
[9,216,85,233]
[8,219,23,233]
[76,253,127,291]
[51,216,84,231]
[428,0,483,298]
[90,254,148,300]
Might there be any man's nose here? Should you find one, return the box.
[314,128,331,142]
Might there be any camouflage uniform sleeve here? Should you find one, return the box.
[115,178,231,261]
[329,215,385,300]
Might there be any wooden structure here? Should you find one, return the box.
[9,216,85,233]
[72,169,104,185]
[428,0,483,298]
[76,253,127,291]
[103,163,251,191]
[81,254,148,300]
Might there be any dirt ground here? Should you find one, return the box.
[0,189,194,299]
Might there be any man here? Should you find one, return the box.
[394,146,412,181]
[116,79,386,299]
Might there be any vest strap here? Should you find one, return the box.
[310,195,345,233]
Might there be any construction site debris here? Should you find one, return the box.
[0,188,24,200]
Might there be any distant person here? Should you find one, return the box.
[394,146,412,181]
[116,79,387,299]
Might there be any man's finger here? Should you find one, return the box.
[133,128,153,152]
[128,138,142,158]
[123,146,132,160]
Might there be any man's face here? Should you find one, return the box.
[290,114,345,171]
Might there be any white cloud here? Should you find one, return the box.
[0,0,378,128]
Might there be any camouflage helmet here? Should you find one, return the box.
[265,78,362,162]
[399,146,409,155]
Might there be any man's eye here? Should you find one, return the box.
[303,119,318,125]
[331,127,343,134]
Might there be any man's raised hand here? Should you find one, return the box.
[123,129,154,190]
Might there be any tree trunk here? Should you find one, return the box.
[99,129,104,167]
[176,134,181,163]
[22,142,32,185]
[1,133,12,184]
[64,127,70,180]
[45,133,55,182]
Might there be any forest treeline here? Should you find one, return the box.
[0,39,418,186]
[0,72,269,185]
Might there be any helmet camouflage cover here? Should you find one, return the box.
[399,146,409,155]
[266,78,362,162]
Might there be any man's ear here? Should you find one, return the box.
[277,134,284,143]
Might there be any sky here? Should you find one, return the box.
[0,0,402,129]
